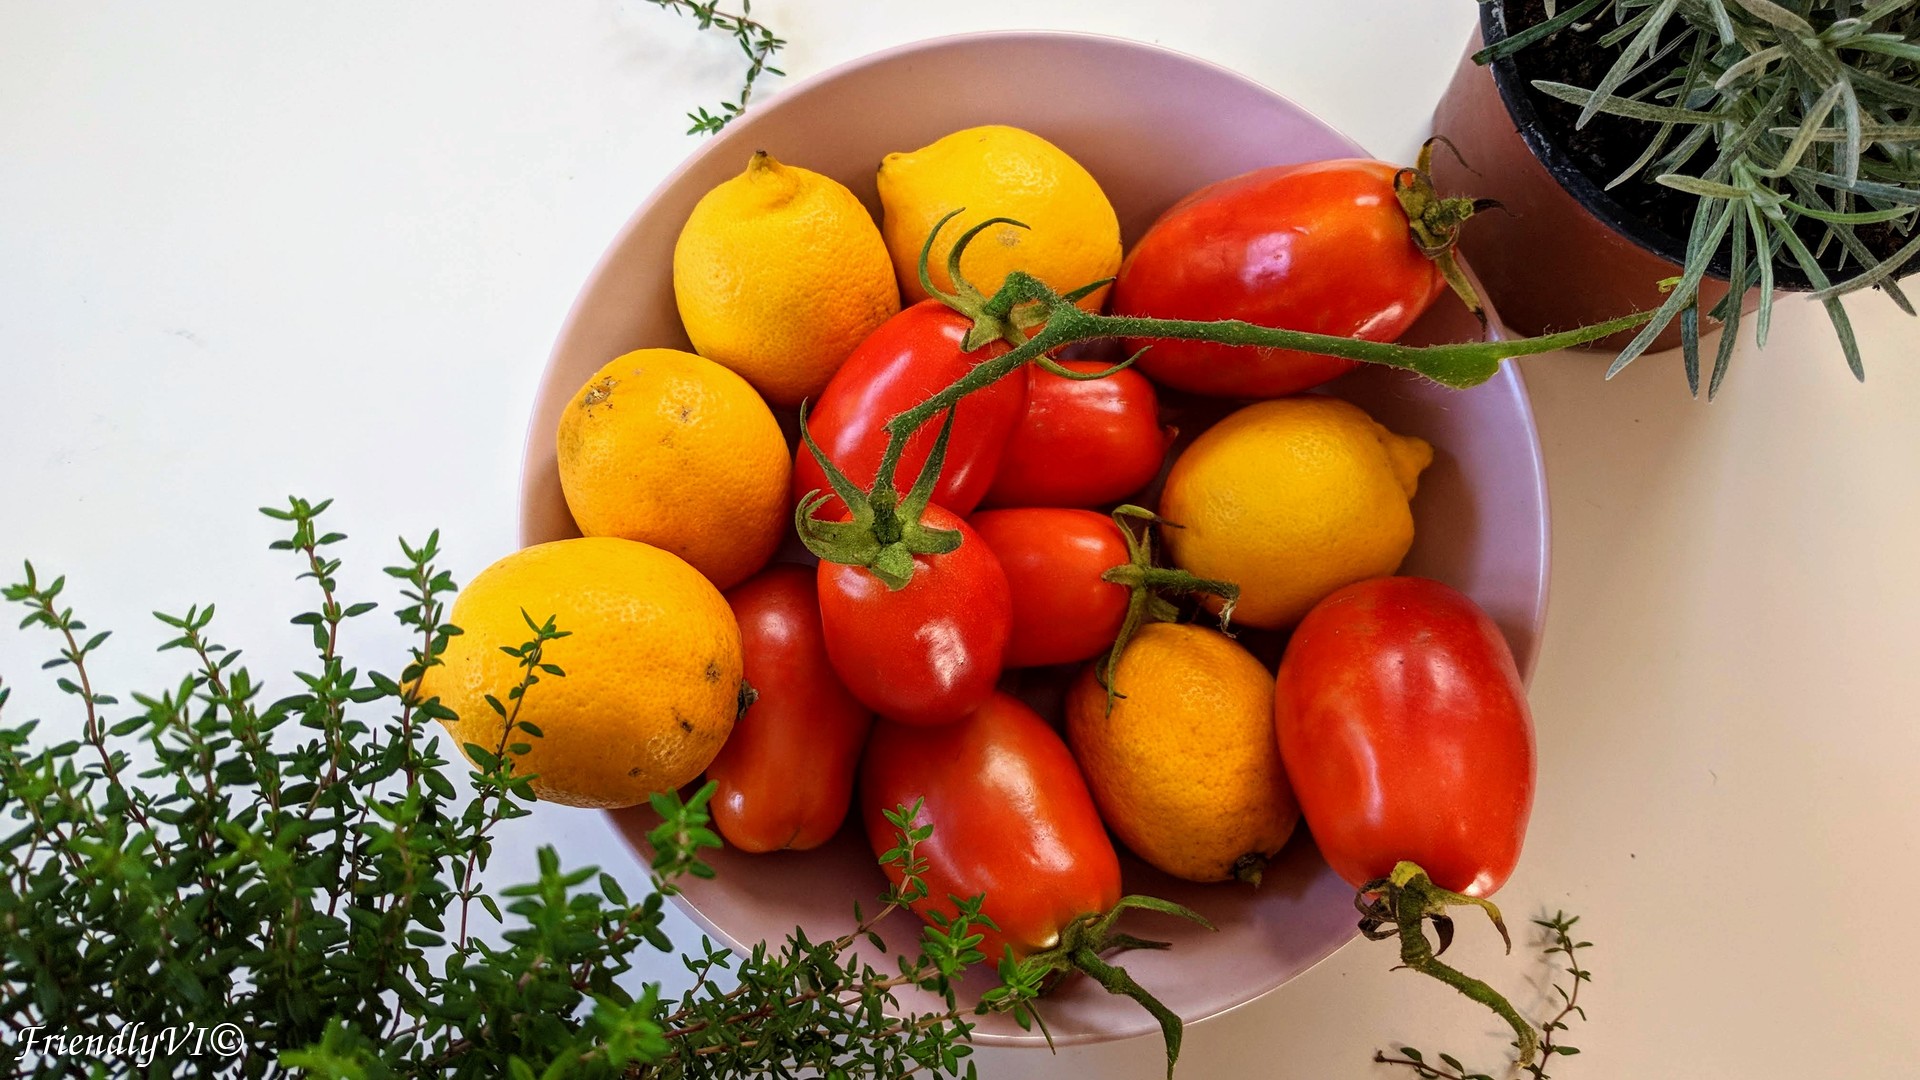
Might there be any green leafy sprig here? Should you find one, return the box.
[0,499,1028,1078]
[644,800,1039,1077]
[1480,0,1920,396]
[1374,910,1594,1080]
[648,0,787,134]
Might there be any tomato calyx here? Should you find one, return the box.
[1000,894,1214,1080]
[1356,861,1539,1067]
[917,207,1118,354]
[1394,137,1502,328]
[795,404,962,590]
[1094,505,1240,714]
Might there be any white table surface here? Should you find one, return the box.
[4,3,1917,1077]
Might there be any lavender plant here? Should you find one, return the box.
[1482,0,1920,396]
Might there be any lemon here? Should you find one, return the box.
[674,152,900,407]
[1066,623,1298,883]
[1158,396,1433,630]
[877,125,1121,309]
[422,537,743,809]
[556,348,789,591]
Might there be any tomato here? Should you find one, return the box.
[969,508,1130,668]
[816,504,1010,726]
[709,565,874,853]
[1274,576,1535,897]
[792,300,1027,517]
[1111,159,1447,398]
[860,691,1121,960]
[982,360,1170,508]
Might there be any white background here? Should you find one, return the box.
[3,2,1918,1077]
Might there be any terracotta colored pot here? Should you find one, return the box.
[1429,14,1747,353]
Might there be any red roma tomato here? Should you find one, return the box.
[860,691,1121,961]
[792,300,1027,517]
[970,508,1129,668]
[982,360,1170,509]
[710,565,874,853]
[1111,159,1447,398]
[1275,576,1535,897]
[816,505,1010,726]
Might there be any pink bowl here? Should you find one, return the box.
[519,31,1548,1047]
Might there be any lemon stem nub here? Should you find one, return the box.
[1232,853,1269,888]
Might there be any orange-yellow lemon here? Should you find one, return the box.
[674,152,900,406]
[423,537,742,809]
[1158,397,1432,630]
[556,348,789,591]
[1066,622,1298,883]
[877,125,1121,309]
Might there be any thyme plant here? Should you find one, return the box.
[648,0,787,134]
[1481,0,1920,396]
[0,498,1030,1078]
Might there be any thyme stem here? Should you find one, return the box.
[649,0,787,134]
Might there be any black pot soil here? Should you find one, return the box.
[1482,0,1916,291]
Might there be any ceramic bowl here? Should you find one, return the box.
[519,30,1549,1047]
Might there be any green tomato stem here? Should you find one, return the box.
[883,270,1657,453]
[822,217,1656,583]
[1001,895,1213,1080]
[793,402,961,589]
[1071,946,1185,1080]
[1093,506,1239,716]
[1358,861,1540,1067]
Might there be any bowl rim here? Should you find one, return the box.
[523,31,1551,658]
[520,26,1553,1045]
[520,27,1440,532]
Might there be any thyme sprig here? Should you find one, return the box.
[0,499,1022,1077]
[648,0,787,134]
[1374,910,1594,1080]
[1480,0,1920,395]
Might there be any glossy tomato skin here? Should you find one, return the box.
[816,506,1010,726]
[970,508,1130,668]
[710,565,874,853]
[861,691,1122,960]
[1275,576,1535,897]
[1111,159,1447,398]
[982,360,1170,508]
[792,301,1026,517]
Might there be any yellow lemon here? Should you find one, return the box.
[556,348,789,591]
[1158,396,1433,630]
[423,537,743,809]
[877,125,1121,309]
[1066,622,1298,884]
[674,152,900,407]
